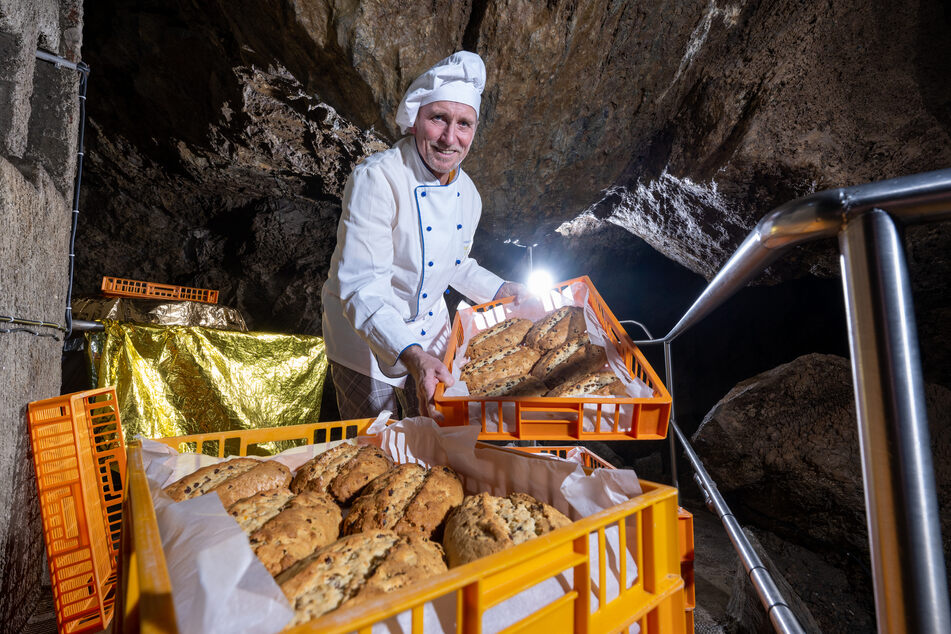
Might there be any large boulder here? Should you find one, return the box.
[692,352,951,560]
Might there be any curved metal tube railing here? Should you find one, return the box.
[635,168,951,633]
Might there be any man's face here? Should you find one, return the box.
[410,101,477,184]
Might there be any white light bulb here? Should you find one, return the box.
[526,270,554,296]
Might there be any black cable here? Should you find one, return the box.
[0,327,60,340]
[64,62,90,338]
[0,315,65,340]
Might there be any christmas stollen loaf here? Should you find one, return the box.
[247,490,342,576]
[546,370,626,398]
[277,530,447,626]
[471,375,548,397]
[523,306,587,351]
[466,317,533,360]
[459,345,541,393]
[227,487,295,534]
[531,334,607,388]
[343,463,463,540]
[291,443,393,504]
[443,492,571,567]
[163,458,292,508]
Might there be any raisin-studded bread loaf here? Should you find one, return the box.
[523,306,587,351]
[466,317,533,360]
[442,492,571,567]
[531,334,607,388]
[290,444,393,504]
[343,463,463,540]
[546,370,626,398]
[163,458,292,508]
[470,375,548,398]
[278,530,447,626]
[227,488,295,534]
[248,490,342,576]
[459,345,541,393]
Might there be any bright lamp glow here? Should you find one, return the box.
[526,269,554,296]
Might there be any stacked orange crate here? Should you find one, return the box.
[101,275,219,304]
[127,422,691,633]
[27,387,126,633]
[434,276,671,440]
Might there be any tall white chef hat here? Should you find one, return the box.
[395,51,485,134]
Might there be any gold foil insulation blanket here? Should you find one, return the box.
[73,297,248,330]
[86,320,327,449]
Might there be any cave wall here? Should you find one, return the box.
[0,0,83,629]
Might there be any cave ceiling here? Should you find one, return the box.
[75,0,951,336]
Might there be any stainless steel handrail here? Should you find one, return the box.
[661,169,951,344]
[633,167,951,632]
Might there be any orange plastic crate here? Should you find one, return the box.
[512,445,616,470]
[435,276,672,441]
[101,276,219,304]
[126,421,691,633]
[517,445,695,632]
[678,507,696,614]
[28,387,126,633]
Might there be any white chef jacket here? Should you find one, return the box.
[321,136,504,386]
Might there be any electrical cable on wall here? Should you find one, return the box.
[64,59,90,337]
[19,50,91,341]
[0,315,65,340]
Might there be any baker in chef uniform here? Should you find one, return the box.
[321,51,523,421]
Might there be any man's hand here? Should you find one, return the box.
[400,344,455,421]
[494,281,528,302]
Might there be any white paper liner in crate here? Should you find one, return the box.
[138,413,644,633]
[445,280,653,433]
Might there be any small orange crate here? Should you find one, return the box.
[101,276,219,304]
[126,421,691,633]
[27,387,126,633]
[434,276,672,440]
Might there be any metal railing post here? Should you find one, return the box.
[838,208,950,633]
[671,421,805,634]
[664,341,679,490]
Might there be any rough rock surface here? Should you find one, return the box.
[72,1,951,338]
[0,2,82,629]
[692,353,951,625]
[78,63,387,332]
